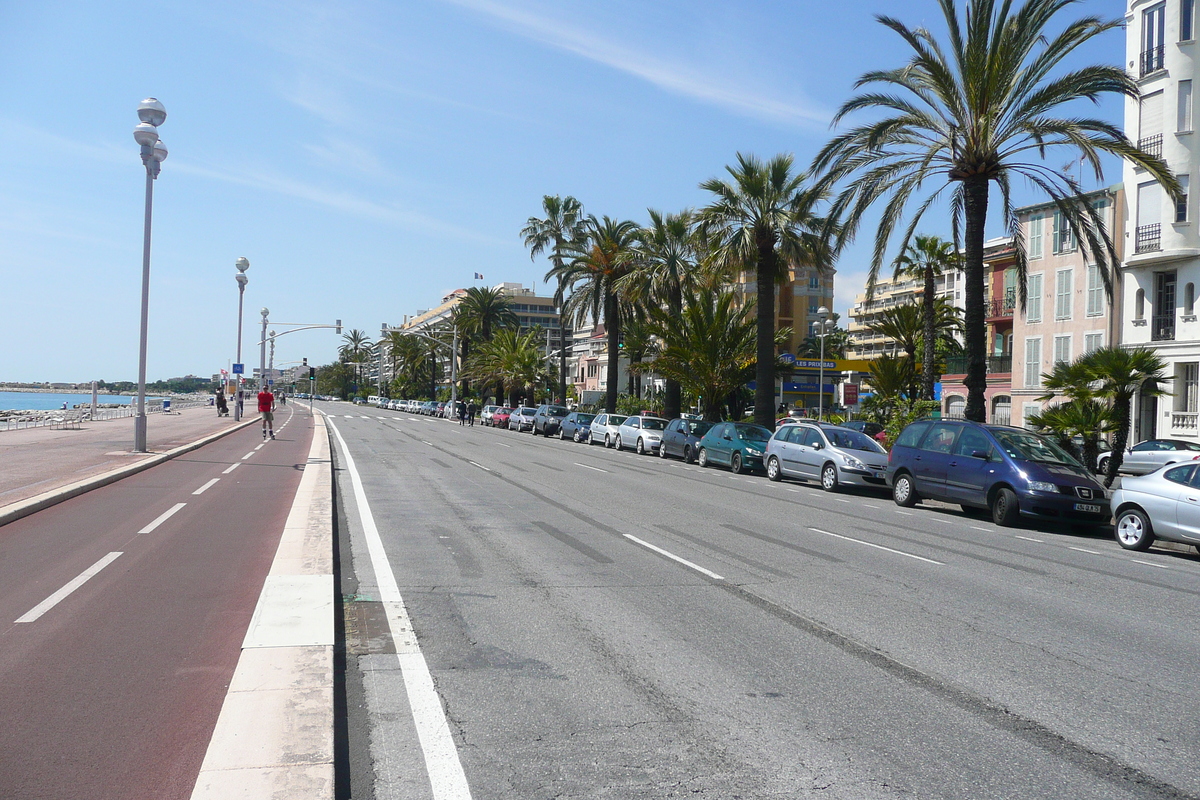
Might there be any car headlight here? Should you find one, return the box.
[1028,480,1057,493]
[842,455,865,471]
[745,447,763,457]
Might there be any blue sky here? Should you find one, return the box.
[0,0,1125,383]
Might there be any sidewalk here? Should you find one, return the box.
[0,404,256,521]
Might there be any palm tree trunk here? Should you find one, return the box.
[1106,397,1132,487]
[460,339,471,397]
[922,267,937,401]
[754,239,778,429]
[604,292,621,414]
[962,175,989,423]
[664,284,683,419]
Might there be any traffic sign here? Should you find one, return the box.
[232,363,244,375]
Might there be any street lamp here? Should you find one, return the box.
[815,306,832,422]
[234,257,249,421]
[133,98,167,453]
[260,308,270,396]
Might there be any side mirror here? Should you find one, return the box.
[971,450,989,460]
[722,434,732,441]
[813,442,824,450]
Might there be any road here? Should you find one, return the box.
[0,404,314,800]
[327,402,1200,800]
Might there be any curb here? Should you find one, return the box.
[0,417,260,528]
[190,417,335,799]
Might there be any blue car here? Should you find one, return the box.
[696,422,773,474]
[887,420,1109,528]
[559,411,595,442]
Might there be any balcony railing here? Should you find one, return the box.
[1172,411,1198,432]
[1138,133,1163,159]
[943,355,1012,375]
[1141,45,1165,77]
[1152,313,1176,341]
[986,289,1017,318]
[1136,223,1162,254]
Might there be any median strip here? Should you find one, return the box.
[15,552,123,623]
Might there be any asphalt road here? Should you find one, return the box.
[0,404,313,800]
[327,402,1200,800]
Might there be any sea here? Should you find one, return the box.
[0,391,164,411]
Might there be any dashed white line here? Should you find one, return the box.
[894,510,913,516]
[193,478,220,495]
[969,526,992,533]
[15,552,124,623]
[254,443,265,450]
[1015,535,1044,542]
[835,497,850,502]
[495,443,511,448]
[222,463,240,474]
[786,488,801,493]
[241,452,255,460]
[623,534,724,580]
[863,504,880,509]
[139,502,188,534]
[1131,558,1169,569]
[575,463,609,473]
[809,527,944,564]
[1070,546,1102,555]
[468,461,491,472]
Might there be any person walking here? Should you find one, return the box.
[216,389,229,417]
[258,387,276,439]
[458,400,467,426]
[467,400,477,427]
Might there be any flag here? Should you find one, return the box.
[474,272,484,279]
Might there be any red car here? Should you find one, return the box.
[490,407,513,428]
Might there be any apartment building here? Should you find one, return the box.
[846,268,964,359]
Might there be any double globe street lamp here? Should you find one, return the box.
[132,98,168,453]
[234,257,249,421]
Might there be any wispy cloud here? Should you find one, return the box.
[439,0,832,129]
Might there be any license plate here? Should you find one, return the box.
[1074,503,1102,514]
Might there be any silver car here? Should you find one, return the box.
[509,406,538,431]
[588,413,628,447]
[1117,439,1200,475]
[615,415,669,454]
[764,422,889,492]
[1111,462,1200,551]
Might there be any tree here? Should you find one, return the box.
[549,215,641,413]
[867,300,962,398]
[452,286,519,398]
[1026,398,1116,473]
[700,153,832,430]
[796,326,850,360]
[338,329,373,395]
[466,328,553,407]
[524,195,585,403]
[893,235,960,400]
[813,0,1177,423]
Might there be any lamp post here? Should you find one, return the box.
[132,98,168,453]
[814,306,832,422]
[260,308,270,395]
[234,257,249,421]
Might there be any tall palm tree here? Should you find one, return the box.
[467,328,553,407]
[893,234,960,400]
[452,286,519,398]
[867,300,962,398]
[381,331,410,394]
[549,215,642,413]
[813,0,1177,423]
[523,195,585,403]
[339,329,373,395]
[700,152,832,429]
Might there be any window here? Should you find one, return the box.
[1055,268,1073,320]
[1177,175,1190,222]
[808,275,820,290]
[808,302,819,314]
[1022,402,1041,429]
[1086,265,1104,317]
[1140,90,1165,144]
[1181,363,1199,412]
[955,428,992,458]
[1027,273,1043,323]
[802,428,824,449]
[1052,211,1075,253]
[895,421,931,449]
[1181,81,1194,132]
[1029,215,1043,260]
[1184,0,1195,41]
[1165,465,1196,485]
[922,424,960,454]
[1136,287,1147,319]
[1188,282,1196,315]
[1084,332,1104,353]
[1053,335,1072,367]
[1143,3,1166,75]
[1025,337,1042,388]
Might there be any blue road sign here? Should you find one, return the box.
[232,363,244,374]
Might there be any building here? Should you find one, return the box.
[1123,0,1198,441]
[846,268,964,359]
[571,322,629,404]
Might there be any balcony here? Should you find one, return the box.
[986,289,1016,320]
[1152,313,1176,341]
[1140,45,1165,77]
[1135,223,1162,254]
[1137,133,1163,160]
[1172,412,1198,433]
[943,355,1012,376]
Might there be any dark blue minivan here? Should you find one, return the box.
[887,420,1109,528]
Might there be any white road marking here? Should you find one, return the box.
[809,527,944,565]
[894,510,913,516]
[1070,546,1102,555]
[969,526,992,533]
[835,497,849,502]
[255,443,265,450]
[1131,558,1169,569]
[139,502,188,534]
[863,504,880,509]
[242,452,255,460]
[422,441,433,446]
[935,518,954,523]
[623,534,724,580]
[1015,535,1044,542]
[16,552,123,623]
[495,442,511,448]
[344,415,353,418]
[786,488,801,493]
[193,478,220,495]
[575,463,609,473]
[326,420,473,799]
[222,463,240,474]
[468,461,491,472]
[360,415,370,419]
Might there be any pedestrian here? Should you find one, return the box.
[458,400,467,426]
[258,387,276,440]
[467,400,477,427]
[216,389,229,417]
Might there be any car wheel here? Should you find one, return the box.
[683,445,693,463]
[893,472,918,507]
[730,453,744,474]
[559,428,567,440]
[1097,456,1110,476]
[531,425,538,436]
[821,463,840,492]
[1115,508,1154,551]
[614,435,623,450]
[767,456,782,482]
[991,487,1020,527]
[658,441,668,458]
[605,434,612,448]
[698,447,709,468]
[636,437,646,455]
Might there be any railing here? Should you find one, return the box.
[1172,411,1198,431]
[1141,45,1165,77]
[0,397,210,433]
[1152,313,1176,341]
[1136,223,1162,254]
[943,355,1012,375]
[986,290,1016,318]
[1138,133,1163,160]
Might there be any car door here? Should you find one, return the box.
[591,414,606,443]
[1172,465,1200,542]
[791,426,825,479]
[664,420,683,456]
[710,423,733,464]
[945,426,996,505]
[911,423,960,501]
[773,426,801,476]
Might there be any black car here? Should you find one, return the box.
[532,404,570,436]
[840,420,884,438]
[659,418,714,463]
[559,411,596,442]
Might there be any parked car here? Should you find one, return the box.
[1113,439,1200,476]
[696,422,773,474]
[560,412,595,442]
[887,420,1109,528]
[765,423,889,492]
[659,418,714,463]
[588,413,628,447]
[840,420,885,439]
[491,407,513,428]
[615,415,669,454]
[509,406,538,431]
[532,404,570,436]
[479,405,499,426]
[1111,463,1200,550]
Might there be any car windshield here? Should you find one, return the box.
[688,421,714,436]
[520,408,537,415]
[641,419,667,431]
[574,413,595,424]
[990,429,1082,467]
[733,424,772,442]
[825,428,886,454]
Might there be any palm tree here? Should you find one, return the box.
[523,195,585,403]
[813,0,1177,423]
[549,215,642,413]
[893,235,960,400]
[467,328,553,407]
[1026,399,1116,473]
[339,329,373,396]
[867,300,962,399]
[381,331,410,394]
[700,152,832,429]
[452,286,519,398]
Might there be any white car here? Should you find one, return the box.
[508,406,538,431]
[615,415,669,454]
[588,413,628,447]
[480,405,499,425]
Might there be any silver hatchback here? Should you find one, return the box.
[588,413,628,447]
[764,422,889,492]
[1111,462,1200,551]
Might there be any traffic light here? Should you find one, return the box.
[335,319,343,334]
[617,331,625,349]
[309,367,316,379]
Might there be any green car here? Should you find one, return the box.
[696,422,773,474]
